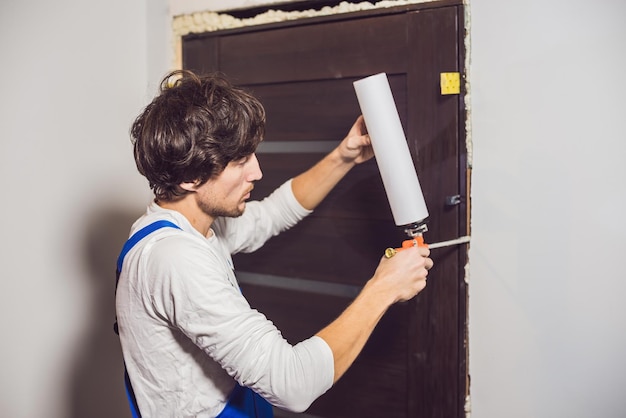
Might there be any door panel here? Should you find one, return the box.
[217,14,409,84]
[247,75,407,143]
[406,8,467,417]
[182,2,467,417]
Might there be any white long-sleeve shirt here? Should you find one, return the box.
[116,180,334,417]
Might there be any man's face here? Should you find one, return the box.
[195,153,263,218]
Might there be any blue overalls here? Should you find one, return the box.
[115,220,273,418]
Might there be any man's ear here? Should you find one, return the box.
[179,181,200,192]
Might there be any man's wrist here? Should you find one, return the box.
[359,276,396,314]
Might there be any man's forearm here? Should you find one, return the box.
[291,115,372,210]
[314,245,431,383]
[314,278,394,383]
[291,147,355,210]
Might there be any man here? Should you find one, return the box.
[116,70,433,417]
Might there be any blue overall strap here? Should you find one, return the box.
[124,368,141,418]
[115,219,182,418]
[216,383,274,418]
[116,220,182,275]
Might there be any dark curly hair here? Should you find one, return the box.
[130,70,265,202]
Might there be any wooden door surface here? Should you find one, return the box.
[182,2,468,417]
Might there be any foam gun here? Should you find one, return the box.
[353,73,429,258]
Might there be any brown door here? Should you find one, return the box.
[182,2,468,417]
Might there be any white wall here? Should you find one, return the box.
[2,0,624,417]
[469,0,626,417]
[0,1,168,417]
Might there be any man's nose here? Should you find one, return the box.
[248,153,263,181]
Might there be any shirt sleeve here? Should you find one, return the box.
[146,234,334,412]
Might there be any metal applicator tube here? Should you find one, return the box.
[353,73,429,251]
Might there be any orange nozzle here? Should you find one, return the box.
[384,235,428,259]
[401,235,427,249]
